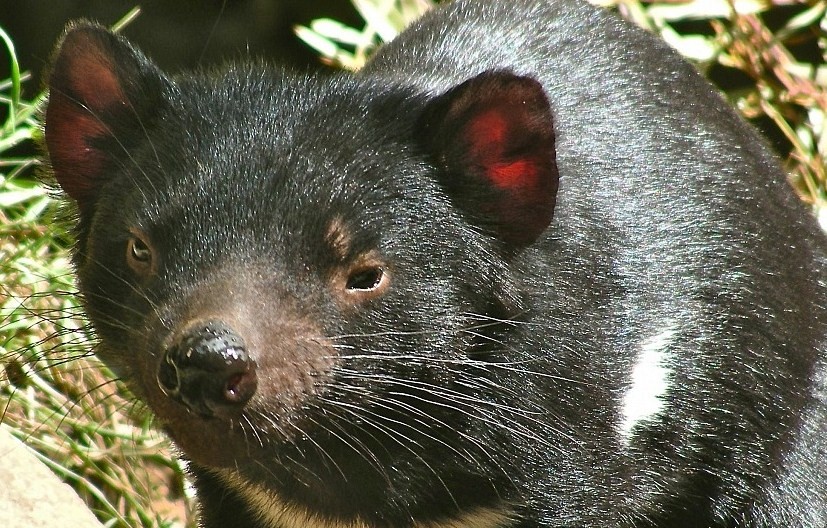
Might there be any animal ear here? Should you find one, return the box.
[44,22,169,214]
[418,70,559,248]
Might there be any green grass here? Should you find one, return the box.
[1,1,825,527]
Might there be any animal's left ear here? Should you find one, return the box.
[417,70,559,248]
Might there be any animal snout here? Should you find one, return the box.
[157,320,258,418]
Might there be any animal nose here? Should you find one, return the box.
[157,320,257,418]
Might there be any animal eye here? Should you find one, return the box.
[126,231,155,276]
[130,238,151,262]
[346,267,385,291]
[337,256,390,304]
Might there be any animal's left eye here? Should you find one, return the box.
[346,266,385,292]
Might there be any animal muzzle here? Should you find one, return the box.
[157,320,258,419]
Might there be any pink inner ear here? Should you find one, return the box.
[465,108,541,191]
[46,92,109,204]
[419,70,558,247]
[467,109,509,147]
[46,32,129,206]
[71,49,127,112]
[488,159,539,189]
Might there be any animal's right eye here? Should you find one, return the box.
[126,230,155,277]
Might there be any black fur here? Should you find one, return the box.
[42,0,827,527]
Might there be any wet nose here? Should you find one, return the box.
[157,320,257,418]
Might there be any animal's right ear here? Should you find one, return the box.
[45,22,170,214]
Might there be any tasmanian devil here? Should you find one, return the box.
[40,0,827,526]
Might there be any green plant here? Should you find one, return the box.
[295,0,433,70]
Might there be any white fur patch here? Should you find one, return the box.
[214,468,514,528]
[816,205,827,233]
[619,325,676,442]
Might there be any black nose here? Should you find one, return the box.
[157,320,257,418]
